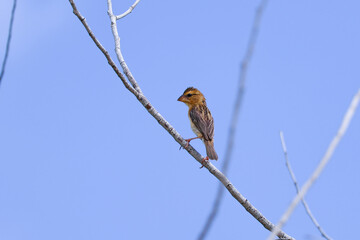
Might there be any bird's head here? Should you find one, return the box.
[177,87,206,107]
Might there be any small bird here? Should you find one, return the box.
[178,87,218,166]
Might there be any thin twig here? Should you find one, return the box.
[116,0,140,20]
[107,0,142,94]
[68,1,294,239]
[0,0,17,84]
[197,0,268,239]
[268,89,360,240]
[280,131,332,240]
[69,0,137,96]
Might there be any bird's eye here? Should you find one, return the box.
[186,93,193,97]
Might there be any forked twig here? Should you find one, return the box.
[107,0,142,94]
[268,89,360,240]
[280,131,332,240]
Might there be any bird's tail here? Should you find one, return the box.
[205,140,218,160]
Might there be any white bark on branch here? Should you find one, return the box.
[69,0,137,96]
[107,0,142,94]
[69,1,294,239]
[268,89,360,240]
[116,0,140,20]
[280,131,332,240]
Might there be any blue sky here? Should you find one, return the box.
[0,1,359,240]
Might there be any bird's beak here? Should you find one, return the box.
[177,95,185,102]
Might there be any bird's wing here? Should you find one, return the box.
[189,105,214,141]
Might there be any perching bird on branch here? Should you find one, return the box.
[178,87,218,167]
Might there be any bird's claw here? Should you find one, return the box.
[199,156,209,169]
[179,139,191,150]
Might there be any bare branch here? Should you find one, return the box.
[198,0,268,239]
[268,89,360,240]
[107,0,142,94]
[116,0,140,20]
[69,0,137,96]
[69,1,294,239]
[0,0,17,84]
[280,131,332,240]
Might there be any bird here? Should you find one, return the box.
[177,87,218,167]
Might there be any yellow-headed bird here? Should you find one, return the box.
[178,87,218,166]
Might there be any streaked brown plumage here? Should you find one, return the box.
[177,87,218,163]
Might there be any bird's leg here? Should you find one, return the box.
[199,156,209,169]
[179,136,201,150]
[184,136,201,148]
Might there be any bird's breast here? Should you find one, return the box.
[190,118,202,138]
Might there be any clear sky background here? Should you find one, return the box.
[0,1,359,240]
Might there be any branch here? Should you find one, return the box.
[268,89,360,240]
[0,0,17,84]
[107,0,142,94]
[68,1,294,239]
[116,0,140,20]
[69,0,137,97]
[280,131,332,240]
[198,0,268,239]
